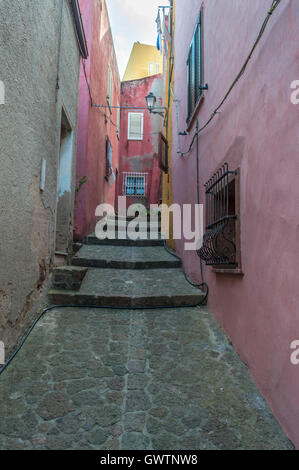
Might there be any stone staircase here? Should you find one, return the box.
[48,217,205,308]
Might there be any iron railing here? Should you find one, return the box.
[198,163,238,266]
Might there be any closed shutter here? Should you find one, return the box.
[128,113,144,140]
[187,11,202,120]
[107,66,113,105]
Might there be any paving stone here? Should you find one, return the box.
[124,413,146,432]
[125,390,151,412]
[121,432,150,450]
[127,360,146,374]
[107,376,125,391]
[86,427,110,446]
[36,393,74,421]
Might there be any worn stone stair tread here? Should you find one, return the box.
[84,233,164,246]
[48,268,205,307]
[72,245,181,269]
[104,219,161,231]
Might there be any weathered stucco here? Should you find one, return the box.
[117,74,164,210]
[0,0,82,353]
[74,0,120,240]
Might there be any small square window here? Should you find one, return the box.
[123,172,147,197]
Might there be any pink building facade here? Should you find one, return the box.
[75,0,120,239]
[171,0,299,447]
[116,75,164,211]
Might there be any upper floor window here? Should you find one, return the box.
[187,9,203,122]
[128,112,144,141]
[148,62,160,76]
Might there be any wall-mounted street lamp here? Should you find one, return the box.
[145,92,166,117]
[145,92,157,113]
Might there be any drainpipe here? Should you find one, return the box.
[196,119,200,205]
[170,87,182,155]
[196,118,206,285]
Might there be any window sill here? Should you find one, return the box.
[212,268,244,275]
[186,94,205,132]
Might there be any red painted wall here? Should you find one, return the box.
[75,0,120,239]
[116,75,164,211]
[172,0,299,447]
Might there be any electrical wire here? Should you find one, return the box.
[82,60,93,107]
[163,239,209,305]
[180,0,282,156]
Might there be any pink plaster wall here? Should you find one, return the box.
[172,0,299,447]
[75,0,120,239]
[116,75,164,210]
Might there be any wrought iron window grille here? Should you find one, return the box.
[122,172,148,197]
[198,163,239,267]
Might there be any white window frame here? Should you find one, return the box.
[128,112,144,141]
[148,62,160,75]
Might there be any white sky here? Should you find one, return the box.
[106,0,170,79]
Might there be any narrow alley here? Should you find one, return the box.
[1,0,299,454]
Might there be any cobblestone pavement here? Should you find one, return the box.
[0,306,293,450]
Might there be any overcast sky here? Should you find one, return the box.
[106,0,170,79]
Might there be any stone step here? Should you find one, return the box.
[72,245,181,269]
[102,222,162,233]
[48,268,205,308]
[52,266,88,291]
[84,233,164,247]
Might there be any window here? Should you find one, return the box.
[187,9,203,121]
[117,105,120,139]
[122,172,148,197]
[128,113,144,140]
[107,65,113,106]
[148,62,160,76]
[198,163,241,270]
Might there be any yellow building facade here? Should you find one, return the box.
[122,42,163,81]
[162,1,175,249]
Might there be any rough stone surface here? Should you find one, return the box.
[72,245,181,269]
[0,307,293,450]
[49,267,205,307]
[0,0,80,353]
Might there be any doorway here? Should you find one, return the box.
[55,109,73,255]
